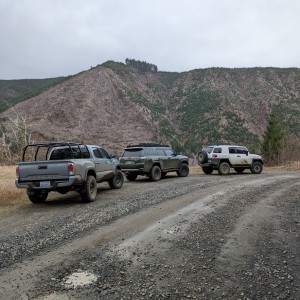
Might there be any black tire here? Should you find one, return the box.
[176,164,189,177]
[197,151,208,164]
[27,190,48,204]
[251,162,263,174]
[108,170,124,189]
[126,174,138,181]
[218,162,230,175]
[150,165,162,181]
[80,175,97,202]
[202,166,213,174]
[234,167,245,174]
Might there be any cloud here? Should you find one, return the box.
[0,0,300,79]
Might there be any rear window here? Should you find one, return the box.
[49,146,90,160]
[122,148,144,157]
[202,147,213,154]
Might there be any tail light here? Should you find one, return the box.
[16,166,20,178]
[68,162,75,175]
[212,154,218,158]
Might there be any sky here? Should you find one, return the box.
[1,0,299,79]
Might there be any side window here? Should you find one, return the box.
[229,148,236,154]
[93,148,102,158]
[236,147,248,154]
[156,149,165,156]
[99,148,110,159]
[143,148,155,156]
[213,148,222,153]
[164,149,174,156]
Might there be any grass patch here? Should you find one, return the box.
[0,166,27,208]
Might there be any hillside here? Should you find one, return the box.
[0,77,70,113]
[1,61,300,155]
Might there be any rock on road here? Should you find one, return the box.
[0,171,299,300]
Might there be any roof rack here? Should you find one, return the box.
[22,142,87,161]
[126,142,169,148]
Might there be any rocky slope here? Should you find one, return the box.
[1,61,300,154]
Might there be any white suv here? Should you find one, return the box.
[197,144,263,175]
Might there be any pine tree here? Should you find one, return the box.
[262,113,285,163]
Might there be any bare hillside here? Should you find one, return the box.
[1,62,300,154]
[1,66,160,153]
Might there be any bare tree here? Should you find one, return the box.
[0,109,32,164]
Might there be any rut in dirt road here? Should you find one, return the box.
[0,172,299,300]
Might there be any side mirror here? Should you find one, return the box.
[109,154,116,159]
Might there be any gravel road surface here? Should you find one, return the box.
[0,171,299,300]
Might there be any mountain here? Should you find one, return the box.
[1,61,300,156]
[0,77,70,113]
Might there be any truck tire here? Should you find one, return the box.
[126,173,137,181]
[176,164,189,177]
[218,162,230,175]
[251,162,263,174]
[150,165,162,181]
[27,190,48,204]
[80,175,97,202]
[108,170,124,189]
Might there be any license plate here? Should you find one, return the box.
[125,161,134,164]
[40,181,51,188]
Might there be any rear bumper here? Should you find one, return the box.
[121,168,147,175]
[120,163,150,174]
[200,159,220,168]
[15,176,76,190]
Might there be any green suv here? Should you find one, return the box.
[119,143,189,181]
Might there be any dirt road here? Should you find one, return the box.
[0,171,299,299]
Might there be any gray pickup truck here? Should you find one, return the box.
[15,142,124,203]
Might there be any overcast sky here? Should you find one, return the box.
[1,0,299,79]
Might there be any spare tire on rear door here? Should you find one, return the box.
[197,151,208,164]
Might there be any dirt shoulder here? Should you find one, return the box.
[0,171,299,299]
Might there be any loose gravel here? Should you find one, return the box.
[0,172,299,300]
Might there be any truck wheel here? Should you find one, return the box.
[197,151,208,164]
[218,162,230,175]
[150,166,162,181]
[108,170,124,189]
[126,174,137,181]
[202,166,213,174]
[251,162,263,174]
[80,175,97,202]
[176,164,189,177]
[27,190,48,204]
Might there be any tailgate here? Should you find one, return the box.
[18,160,70,182]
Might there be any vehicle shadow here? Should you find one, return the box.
[125,174,182,183]
[39,184,114,206]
